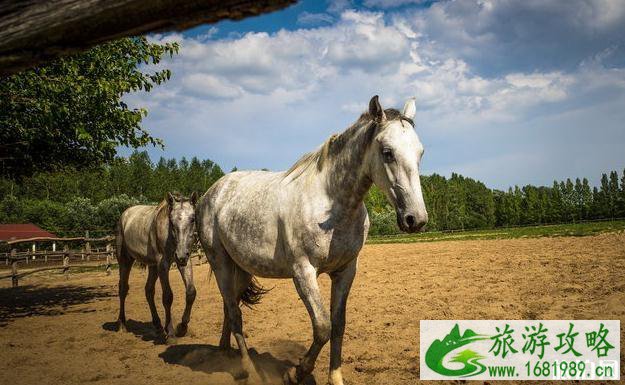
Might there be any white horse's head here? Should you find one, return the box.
[365,95,428,233]
[167,191,198,265]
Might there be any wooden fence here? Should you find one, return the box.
[0,234,115,287]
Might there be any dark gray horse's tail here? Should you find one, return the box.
[240,277,270,308]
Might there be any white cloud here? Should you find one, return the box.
[128,6,625,188]
[406,0,625,75]
[327,0,354,14]
[363,0,427,8]
[297,11,334,25]
[180,73,242,99]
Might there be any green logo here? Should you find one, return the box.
[425,324,490,377]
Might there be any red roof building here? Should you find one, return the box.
[0,223,57,241]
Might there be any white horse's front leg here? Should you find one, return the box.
[328,258,357,385]
[285,261,331,384]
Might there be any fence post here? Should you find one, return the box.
[105,243,112,275]
[63,245,70,279]
[85,230,91,261]
[11,248,18,287]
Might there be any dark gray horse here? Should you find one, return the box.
[115,192,198,341]
[196,96,427,384]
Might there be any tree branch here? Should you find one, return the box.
[0,0,296,76]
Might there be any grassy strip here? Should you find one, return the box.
[367,220,625,244]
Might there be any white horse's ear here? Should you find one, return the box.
[368,95,386,122]
[402,97,416,120]
[190,191,198,206]
[166,192,175,207]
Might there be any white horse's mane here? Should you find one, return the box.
[283,109,410,181]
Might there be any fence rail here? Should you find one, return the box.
[0,234,115,287]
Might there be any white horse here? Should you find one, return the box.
[196,96,427,384]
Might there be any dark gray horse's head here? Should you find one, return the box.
[166,191,198,266]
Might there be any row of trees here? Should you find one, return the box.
[1,151,623,236]
[367,170,625,235]
[0,152,224,235]
[493,172,624,227]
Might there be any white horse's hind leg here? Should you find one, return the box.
[328,259,357,385]
[212,253,263,384]
[218,271,251,350]
[219,302,232,350]
[284,261,331,384]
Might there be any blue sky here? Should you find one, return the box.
[125,0,625,189]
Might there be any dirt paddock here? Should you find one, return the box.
[1,234,624,385]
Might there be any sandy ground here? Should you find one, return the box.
[1,233,624,385]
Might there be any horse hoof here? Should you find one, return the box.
[282,367,298,385]
[165,335,177,345]
[117,321,127,332]
[175,323,188,337]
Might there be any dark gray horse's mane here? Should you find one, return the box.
[169,192,193,202]
[159,192,193,210]
[284,108,412,179]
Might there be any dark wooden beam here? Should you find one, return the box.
[0,0,296,76]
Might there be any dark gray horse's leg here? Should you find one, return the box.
[116,258,133,331]
[145,265,162,333]
[175,262,196,337]
[284,262,331,384]
[328,258,357,385]
[158,261,176,341]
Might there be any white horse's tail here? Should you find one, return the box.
[240,277,270,308]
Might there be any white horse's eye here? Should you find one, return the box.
[382,148,395,163]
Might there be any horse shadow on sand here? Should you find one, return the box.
[159,340,316,385]
[0,284,113,327]
[101,319,168,344]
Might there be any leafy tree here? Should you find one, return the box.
[20,199,67,234]
[63,197,97,231]
[128,151,154,197]
[608,171,620,219]
[619,169,625,217]
[561,179,576,222]
[591,187,602,220]
[0,195,22,223]
[574,178,584,220]
[580,178,593,220]
[548,181,563,223]
[96,194,147,230]
[598,173,611,218]
[446,173,467,230]
[0,37,178,179]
